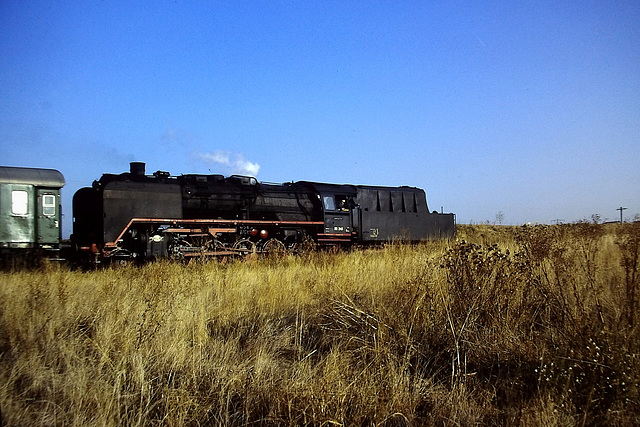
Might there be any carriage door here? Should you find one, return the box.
[322,194,351,237]
[36,188,60,246]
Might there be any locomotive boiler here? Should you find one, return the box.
[71,162,455,263]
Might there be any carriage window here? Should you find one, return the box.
[323,195,336,211]
[43,194,56,216]
[12,190,28,215]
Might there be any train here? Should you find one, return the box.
[0,166,65,263]
[1,163,455,265]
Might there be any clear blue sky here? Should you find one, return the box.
[1,1,639,236]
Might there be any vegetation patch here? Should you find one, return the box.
[1,224,639,425]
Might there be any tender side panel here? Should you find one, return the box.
[356,186,440,243]
[425,212,456,239]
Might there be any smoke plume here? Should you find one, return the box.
[195,151,260,177]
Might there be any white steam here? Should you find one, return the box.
[195,151,260,177]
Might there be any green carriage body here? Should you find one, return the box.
[0,166,65,250]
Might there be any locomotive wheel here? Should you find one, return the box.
[232,239,256,257]
[187,234,213,252]
[262,238,287,258]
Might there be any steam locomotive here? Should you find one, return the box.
[1,163,455,264]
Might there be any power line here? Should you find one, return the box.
[617,207,627,223]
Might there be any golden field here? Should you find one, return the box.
[1,223,639,426]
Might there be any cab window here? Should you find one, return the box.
[336,196,349,211]
[323,195,336,211]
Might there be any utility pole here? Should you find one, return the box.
[617,207,627,223]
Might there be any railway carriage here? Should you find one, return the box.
[0,166,65,261]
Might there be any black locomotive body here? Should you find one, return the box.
[72,162,455,262]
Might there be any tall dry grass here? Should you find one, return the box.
[0,223,638,425]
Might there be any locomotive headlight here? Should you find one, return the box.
[260,229,269,239]
[250,228,259,237]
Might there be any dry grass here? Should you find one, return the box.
[1,223,639,425]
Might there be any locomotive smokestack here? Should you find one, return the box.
[130,162,146,177]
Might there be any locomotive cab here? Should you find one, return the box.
[305,183,358,245]
[321,194,352,237]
